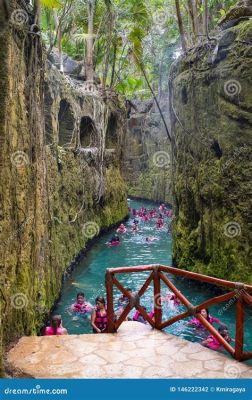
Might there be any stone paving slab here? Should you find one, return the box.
[7,322,252,378]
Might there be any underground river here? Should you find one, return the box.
[53,199,252,360]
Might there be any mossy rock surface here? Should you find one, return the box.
[171,21,252,284]
[123,111,172,204]
[0,1,128,372]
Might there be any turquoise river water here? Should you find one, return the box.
[53,199,252,361]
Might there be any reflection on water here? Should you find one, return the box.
[53,199,252,364]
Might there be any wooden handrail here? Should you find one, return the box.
[108,264,252,292]
[105,264,252,362]
[158,265,252,292]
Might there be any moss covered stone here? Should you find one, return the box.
[171,21,252,284]
[0,1,128,374]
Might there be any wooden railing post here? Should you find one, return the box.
[105,269,115,333]
[153,266,162,329]
[235,294,245,361]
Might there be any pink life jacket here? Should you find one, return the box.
[205,335,221,350]
[188,315,220,328]
[95,309,108,331]
[133,310,154,322]
[73,302,90,314]
[45,326,65,336]
[110,241,120,246]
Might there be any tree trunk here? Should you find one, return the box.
[203,0,209,38]
[187,0,199,44]
[110,41,117,88]
[53,11,63,72]
[34,0,41,26]
[85,0,95,82]
[175,0,187,51]
[102,12,114,90]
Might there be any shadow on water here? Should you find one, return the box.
[53,198,252,365]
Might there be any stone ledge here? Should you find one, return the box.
[7,322,252,378]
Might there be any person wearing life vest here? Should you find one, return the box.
[202,324,233,350]
[187,308,221,328]
[133,307,155,324]
[45,315,68,336]
[116,223,127,234]
[91,296,108,333]
[69,292,93,320]
[108,235,120,246]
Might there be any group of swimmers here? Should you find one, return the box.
[46,293,108,335]
[186,307,233,350]
[129,204,173,231]
[117,289,233,351]
[45,290,233,353]
[107,204,173,246]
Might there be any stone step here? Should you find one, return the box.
[7,322,252,378]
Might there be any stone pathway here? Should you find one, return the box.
[7,322,252,378]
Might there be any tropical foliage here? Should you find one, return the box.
[37,0,237,99]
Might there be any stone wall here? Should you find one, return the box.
[122,101,172,204]
[170,21,252,283]
[0,0,128,371]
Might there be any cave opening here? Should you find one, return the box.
[106,113,118,148]
[80,116,97,147]
[58,99,75,146]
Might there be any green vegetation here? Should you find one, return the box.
[39,0,237,99]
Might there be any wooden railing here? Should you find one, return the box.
[105,264,252,362]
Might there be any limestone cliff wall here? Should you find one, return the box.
[123,101,172,204]
[170,21,252,283]
[0,1,128,368]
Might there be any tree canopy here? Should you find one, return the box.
[38,0,238,99]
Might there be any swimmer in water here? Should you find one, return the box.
[107,236,120,246]
[118,288,132,306]
[45,315,68,335]
[132,223,138,232]
[202,324,233,350]
[133,307,155,324]
[161,292,180,306]
[156,216,164,229]
[118,288,132,320]
[69,292,93,320]
[116,223,127,234]
[145,236,158,243]
[187,308,221,328]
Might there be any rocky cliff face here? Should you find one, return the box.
[0,1,128,370]
[123,100,172,204]
[170,21,252,283]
